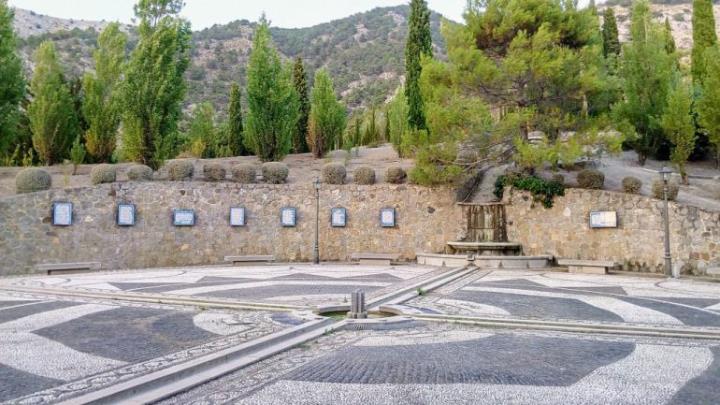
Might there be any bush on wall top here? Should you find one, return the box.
[90,164,117,185]
[262,162,289,184]
[322,163,346,184]
[16,168,52,194]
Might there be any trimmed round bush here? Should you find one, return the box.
[127,164,153,181]
[15,168,52,194]
[203,162,227,182]
[652,179,680,201]
[262,162,289,184]
[90,164,116,185]
[385,166,407,184]
[231,164,257,183]
[622,176,642,194]
[577,169,605,189]
[166,160,194,181]
[551,174,565,185]
[322,163,346,185]
[354,166,376,185]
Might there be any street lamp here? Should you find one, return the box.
[659,167,673,277]
[313,178,321,265]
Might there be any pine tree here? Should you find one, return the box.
[307,69,346,158]
[226,82,245,156]
[292,57,310,153]
[691,0,718,86]
[602,7,621,58]
[83,23,127,162]
[120,0,191,169]
[405,0,432,131]
[697,45,720,168]
[245,16,299,161]
[661,79,695,183]
[28,41,79,165]
[0,0,26,159]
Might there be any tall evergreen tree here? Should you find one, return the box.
[120,0,191,169]
[292,57,310,153]
[405,0,432,131]
[697,45,720,168]
[661,79,695,183]
[83,23,127,162]
[245,16,299,161]
[602,7,621,58]
[28,41,78,165]
[307,69,346,158]
[663,17,676,56]
[0,0,26,159]
[226,82,245,156]
[691,0,718,86]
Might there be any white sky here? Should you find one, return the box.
[7,0,471,29]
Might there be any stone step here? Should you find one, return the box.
[416,252,552,269]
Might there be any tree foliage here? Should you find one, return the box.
[83,23,127,162]
[387,88,409,152]
[602,7,621,58]
[226,82,245,156]
[697,45,720,168]
[120,0,191,169]
[661,79,695,182]
[0,0,26,159]
[691,0,718,86]
[405,0,432,131]
[185,102,217,158]
[244,17,299,162]
[292,57,310,153]
[307,69,346,158]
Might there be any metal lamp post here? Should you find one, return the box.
[313,178,321,265]
[659,167,673,277]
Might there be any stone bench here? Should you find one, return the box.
[224,255,276,266]
[350,253,400,266]
[36,262,102,275]
[447,241,523,256]
[557,259,617,275]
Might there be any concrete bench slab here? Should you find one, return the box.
[36,262,102,275]
[224,255,276,266]
[350,253,400,266]
[557,259,617,275]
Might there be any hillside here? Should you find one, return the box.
[13,5,447,112]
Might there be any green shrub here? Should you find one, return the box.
[577,169,605,189]
[262,162,289,184]
[231,164,257,183]
[652,179,680,201]
[127,164,153,181]
[90,164,117,185]
[354,166,376,185]
[203,162,227,181]
[622,176,642,194]
[166,160,195,181]
[15,168,52,194]
[322,163,346,184]
[494,174,565,208]
[385,166,407,184]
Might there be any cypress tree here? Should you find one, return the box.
[227,82,245,156]
[307,69,346,158]
[697,45,720,168]
[691,0,718,86]
[405,0,432,131]
[0,0,26,159]
[602,7,621,58]
[292,57,310,153]
[663,17,676,56]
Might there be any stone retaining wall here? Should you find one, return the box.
[0,182,464,275]
[504,188,720,276]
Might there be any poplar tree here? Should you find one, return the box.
[120,0,191,169]
[691,0,717,86]
[226,82,245,156]
[28,41,78,165]
[602,8,621,58]
[307,69,346,158]
[245,16,299,161]
[292,57,310,153]
[0,0,25,158]
[83,23,127,162]
[405,0,432,131]
[697,46,720,168]
[661,80,695,183]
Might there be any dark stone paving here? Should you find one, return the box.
[450,290,624,323]
[0,365,61,402]
[643,297,720,309]
[34,307,216,362]
[284,334,634,386]
[615,297,720,327]
[203,284,384,301]
[472,278,628,296]
[669,346,720,405]
[0,301,80,324]
[0,300,38,308]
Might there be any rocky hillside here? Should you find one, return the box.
[13,5,447,112]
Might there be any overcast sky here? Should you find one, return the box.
[8,0,472,29]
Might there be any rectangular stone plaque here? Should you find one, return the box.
[590,211,617,228]
[230,207,246,227]
[173,209,196,227]
[380,208,396,228]
[281,207,296,227]
[52,202,73,226]
[117,204,136,226]
[331,208,347,227]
